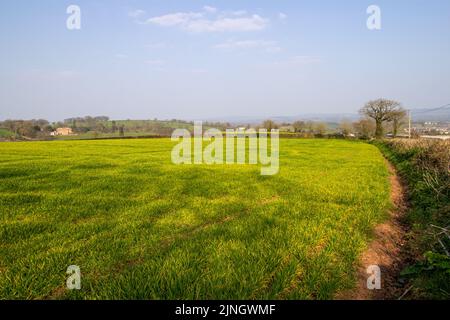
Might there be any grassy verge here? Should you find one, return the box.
[373,139,450,299]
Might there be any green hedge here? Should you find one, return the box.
[374,139,450,299]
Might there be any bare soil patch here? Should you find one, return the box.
[337,161,410,300]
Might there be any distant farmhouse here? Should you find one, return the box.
[50,127,74,136]
[279,125,295,133]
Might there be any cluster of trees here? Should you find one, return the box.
[259,98,407,139]
[60,117,195,136]
[291,121,328,136]
[341,99,407,139]
[359,99,407,138]
[351,118,376,139]
[0,116,198,139]
[0,119,52,138]
[59,116,112,134]
[259,119,329,136]
[202,121,232,131]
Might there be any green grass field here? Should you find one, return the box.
[0,139,391,299]
[0,129,13,138]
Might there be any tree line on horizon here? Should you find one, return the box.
[0,99,407,140]
[261,99,407,139]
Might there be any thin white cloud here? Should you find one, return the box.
[145,43,167,49]
[144,59,165,66]
[266,46,282,53]
[145,12,203,27]
[274,56,321,67]
[143,9,269,33]
[185,15,267,33]
[214,39,281,53]
[56,70,81,78]
[189,68,208,74]
[115,54,128,59]
[278,12,287,20]
[290,56,321,64]
[129,9,146,18]
[22,69,82,81]
[232,10,247,16]
[203,6,217,14]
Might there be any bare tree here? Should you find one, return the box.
[314,122,328,137]
[305,121,315,133]
[262,120,278,131]
[111,121,117,133]
[339,120,353,136]
[292,120,306,133]
[389,108,407,137]
[359,99,402,138]
[353,118,376,139]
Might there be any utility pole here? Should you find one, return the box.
[408,110,412,139]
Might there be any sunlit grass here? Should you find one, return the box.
[0,139,390,299]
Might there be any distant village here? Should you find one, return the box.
[410,121,450,136]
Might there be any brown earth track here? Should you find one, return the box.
[337,160,410,300]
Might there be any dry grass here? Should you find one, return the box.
[383,139,449,199]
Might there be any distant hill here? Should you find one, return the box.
[411,106,450,122]
[203,107,450,124]
[203,113,360,125]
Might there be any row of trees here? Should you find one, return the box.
[1,99,406,140]
[60,116,193,136]
[0,117,220,139]
[59,116,111,134]
[0,116,117,138]
[260,119,329,135]
[259,98,407,139]
[0,119,52,138]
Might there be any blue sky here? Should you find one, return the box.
[1,0,450,121]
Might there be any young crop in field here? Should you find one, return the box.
[171,122,279,176]
[0,139,390,299]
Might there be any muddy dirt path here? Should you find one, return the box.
[337,161,410,300]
